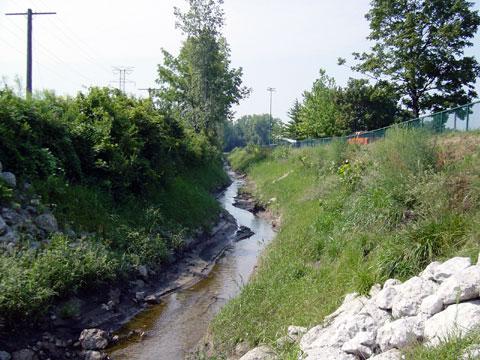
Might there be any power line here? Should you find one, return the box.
[3,12,95,90]
[35,0,112,75]
[5,8,56,96]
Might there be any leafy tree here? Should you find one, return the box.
[337,79,408,131]
[295,70,346,139]
[156,0,249,144]
[354,0,480,117]
[223,114,283,151]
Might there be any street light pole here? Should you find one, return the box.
[267,87,276,145]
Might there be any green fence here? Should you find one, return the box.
[294,100,480,148]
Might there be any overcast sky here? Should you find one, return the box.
[1,0,479,121]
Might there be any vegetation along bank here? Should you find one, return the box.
[211,129,480,359]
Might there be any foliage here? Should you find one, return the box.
[287,71,405,140]
[156,0,249,143]
[0,234,117,320]
[0,87,209,198]
[0,179,13,203]
[354,0,480,116]
[223,114,284,152]
[284,99,303,139]
[0,85,230,322]
[293,70,346,139]
[213,130,480,358]
[337,79,408,131]
[228,145,269,172]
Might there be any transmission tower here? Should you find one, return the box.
[111,66,134,93]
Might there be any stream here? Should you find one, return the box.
[109,171,275,359]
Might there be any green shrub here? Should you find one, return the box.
[0,234,117,321]
[0,179,13,203]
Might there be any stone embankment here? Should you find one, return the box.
[241,256,480,360]
[0,161,60,250]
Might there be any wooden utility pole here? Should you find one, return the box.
[5,8,56,97]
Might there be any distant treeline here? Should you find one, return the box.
[223,114,284,152]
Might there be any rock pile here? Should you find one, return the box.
[243,256,480,360]
[298,256,480,359]
[0,161,60,250]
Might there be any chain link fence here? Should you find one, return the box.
[292,100,480,148]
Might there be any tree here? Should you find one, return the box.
[156,0,249,144]
[337,79,408,131]
[354,0,480,117]
[285,99,302,138]
[223,114,283,151]
[295,70,345,139]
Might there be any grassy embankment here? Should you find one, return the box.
[0,88,229,325]
[211,129,480,359]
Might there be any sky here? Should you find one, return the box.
[1,0,479,122]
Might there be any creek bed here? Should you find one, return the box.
[108,171,275,359]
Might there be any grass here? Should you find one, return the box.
[0,160,229,323]
[210,128,480,358]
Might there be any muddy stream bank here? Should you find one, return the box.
[108,170,276,359]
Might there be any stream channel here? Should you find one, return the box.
[109,170,276,359]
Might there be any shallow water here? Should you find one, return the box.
[109,171,275,360]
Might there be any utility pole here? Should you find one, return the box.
[267,87,276,145]
[6,8,56,97]
[112,67,134,93]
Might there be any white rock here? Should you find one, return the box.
[287,325,307,340]
[384,279,402,288]
[375,286,398,310]
[462,344,480,359]
[324,293,368,324]
[424,300,480,347]
[0,351,11,360]
[0,172,16,188]
[369,349,404,360]
[369,284,382,297]
[359,301,392,328]
[433,257,471,283]
[135,291,145,301]
[83,351,106,360]
[303,346,357,360]
[437,266,480,305]
[420,261,441,281]
[300,313,376,354]
[239,345,277,360]
[276,335,294,348]
[376,316,423,352]
[391,276,438,318]
[419,294,443,317]
[341,331,375,358]
[79,329,109,350]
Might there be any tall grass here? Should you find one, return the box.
[211,128,480,358]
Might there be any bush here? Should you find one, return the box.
[0,234,117,321]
